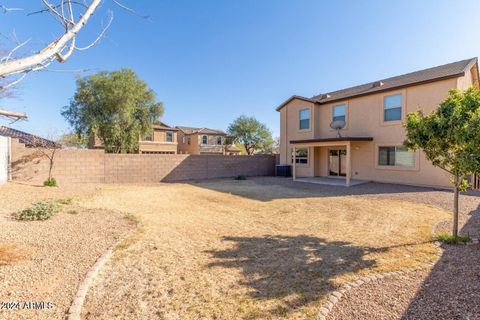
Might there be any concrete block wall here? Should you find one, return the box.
[11,139,276,184]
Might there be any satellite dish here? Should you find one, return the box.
[329,120,346,138]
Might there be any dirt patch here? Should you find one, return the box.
[0,182,135,320]
[79,179,450,320]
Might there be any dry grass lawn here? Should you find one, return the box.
[79,178,450,320]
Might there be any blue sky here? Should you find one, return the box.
[2,0,480,138]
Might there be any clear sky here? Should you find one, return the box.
[2,0,480,138]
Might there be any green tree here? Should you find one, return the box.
[404,87,480,238]
[59,132,89,148]
[227,116,273,155]
[62,69,163,153]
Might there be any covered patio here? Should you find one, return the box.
[291,136,374,187]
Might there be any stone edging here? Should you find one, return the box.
[66,228,137,320]
[316,218,449,320]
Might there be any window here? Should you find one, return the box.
[332,104,346,122]
[166,131,173,142]
[202,135,208,145]
[378,146,415,167]
[216,136,222,145]
[384,94,402,121]
[182,136,186,144]
[299,108,310,130]
[144,133,153,141]
[187,137,191,145]
[292,148,308,164]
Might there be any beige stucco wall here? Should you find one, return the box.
[139,128,178,154]
[177,132,226,154]
[279,71,476,188]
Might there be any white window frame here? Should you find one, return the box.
[299,108,310,130]
[292,148,308,164]
[202,135,208,145]
[378,146,415,167]
[216,136,222,145]
[383,94,403,122]
[332,104,346,122]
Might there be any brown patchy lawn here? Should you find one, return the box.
[79,178,450,320]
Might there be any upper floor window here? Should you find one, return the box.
[202,135,208,145]
[216,136,222,145]
[384,94,402,121]
[166,131,173,142]
[182,136,186,144]
[299,108,310,129]
[332,104,346,122]
[144,133,153,141]
[378,146,415,167]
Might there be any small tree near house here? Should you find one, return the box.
[404,87,480,239]
[30,136,62,187]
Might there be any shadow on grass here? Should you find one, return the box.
[206,234,386,318]
[401,203,480,319]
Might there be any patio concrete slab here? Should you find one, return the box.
[295,177,370,187]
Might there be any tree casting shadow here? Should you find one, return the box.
[207,234,385,318]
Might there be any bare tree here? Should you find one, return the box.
[0,1,147,92]
[29,134,62,185]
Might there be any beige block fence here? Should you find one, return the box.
[10,139,276,184]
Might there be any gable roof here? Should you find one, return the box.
[153,121,178,131]
[276,57,478,111]
[0,126,58,147]
[176,126,226,135]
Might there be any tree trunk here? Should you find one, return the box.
[453,174,459,238]
[48,158,53,181]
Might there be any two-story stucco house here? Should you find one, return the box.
[176,126,241,155]
[277,57,479,188]
[139,122,178,154]
[89,121,178,154]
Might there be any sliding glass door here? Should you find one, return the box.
[328,149,347,177]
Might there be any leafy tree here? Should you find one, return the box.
[404,87,480,238]
[227,116,273,155]
[62,69,163,153]
[59,132,88,148]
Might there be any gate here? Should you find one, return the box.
[0,136,9,183]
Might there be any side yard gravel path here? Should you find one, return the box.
[0,183,136,320]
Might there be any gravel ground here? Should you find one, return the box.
[0,183,136,320]
[328,245,480,320]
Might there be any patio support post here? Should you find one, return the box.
[346,142,351,187]
[292,146,296,181]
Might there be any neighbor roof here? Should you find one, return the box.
[153,121,178,131]
[0,126,58,147]
[276,57,478,111]
[176,126,226,135]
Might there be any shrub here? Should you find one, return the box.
[14,201,59,221]
[43,178,57,187]
[234,174,247,180]
[66,209,78,215]
[436,232,471,244]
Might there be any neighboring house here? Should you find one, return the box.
[0,126,58,147]
[139,122,178,154]
[176,126,241,155]
[277,57,479,188]
[88,122,178,154]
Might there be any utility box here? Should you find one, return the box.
[275,165,291,177]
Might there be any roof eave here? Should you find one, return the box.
[275,95,317,112]
[315,72,466,105]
